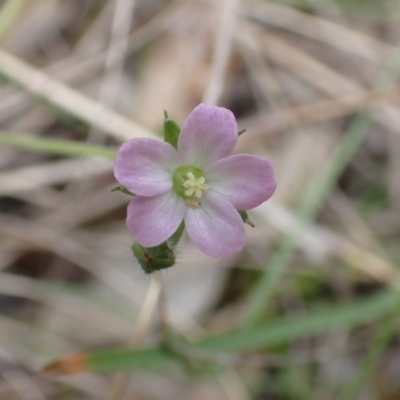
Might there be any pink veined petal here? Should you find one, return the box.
[178,104,238,167]
[126,191,185,248]
[184,193,246,257]
[114,138,179,197]
[206,154,276,210]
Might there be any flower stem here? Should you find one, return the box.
[157,273,169,332]
[107,273,162,400]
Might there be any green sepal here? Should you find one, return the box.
[132,242,175,274]
[111,185,135,196]
[166,222,185,250]
[132,223,185,274]
[163,111,180,150]
[238,129,246,136]
[239,210,255,227]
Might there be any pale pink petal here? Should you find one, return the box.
[178,104,238,167]
[114,138,179,196]
[184,193,246,257]
[206,154,276,210]
[127,191,185,247]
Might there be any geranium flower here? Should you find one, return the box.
[114,104,276,257]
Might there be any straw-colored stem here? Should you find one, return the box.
[203,0,239,105]
[87,0,136,143]
[107,273,162,400]
[0,49,153,142]
[157,272,169,332]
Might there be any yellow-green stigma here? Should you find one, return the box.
[173,166,210,200]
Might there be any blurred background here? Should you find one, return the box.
[1,0,400,399]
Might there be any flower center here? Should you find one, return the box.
[182,172,210,198]
[173,166,210,200]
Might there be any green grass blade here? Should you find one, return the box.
[76,289,397,373]
[241,112,372,327]
[241,43,400,328]
[0,0,27,42]
[268,0,400,19]
[338,294,400,400]
[0,132,117,159]
[88,347,177,374]
[198,289,398,352]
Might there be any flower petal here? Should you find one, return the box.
[114,138,179,196]
[184,193,246,257]
[127,191,185,247]
[206,154,276,210]
[178,104,238,167]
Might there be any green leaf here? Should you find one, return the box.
[163,111,180,150]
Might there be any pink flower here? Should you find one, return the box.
[114,104,276,257]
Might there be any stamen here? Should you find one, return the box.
[183,173,209,199]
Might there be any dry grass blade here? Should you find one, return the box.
[253,26,400,134]
[240,85,400,136]
[255,201,400,286]
[0,345,46,400]
[43,353,87,376]
[258,29,363,96]
[0,158,112,195]
[0,256,143,353]
[2,1,400,398]
[203,0,239,105]
[0,49,154,141]
[0,0,192,125]
[88,0,136,143]
[246,2,394,63]
[0,214,141,303]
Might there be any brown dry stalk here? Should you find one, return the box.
[0,49,153,141]
[242,86,400,136]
